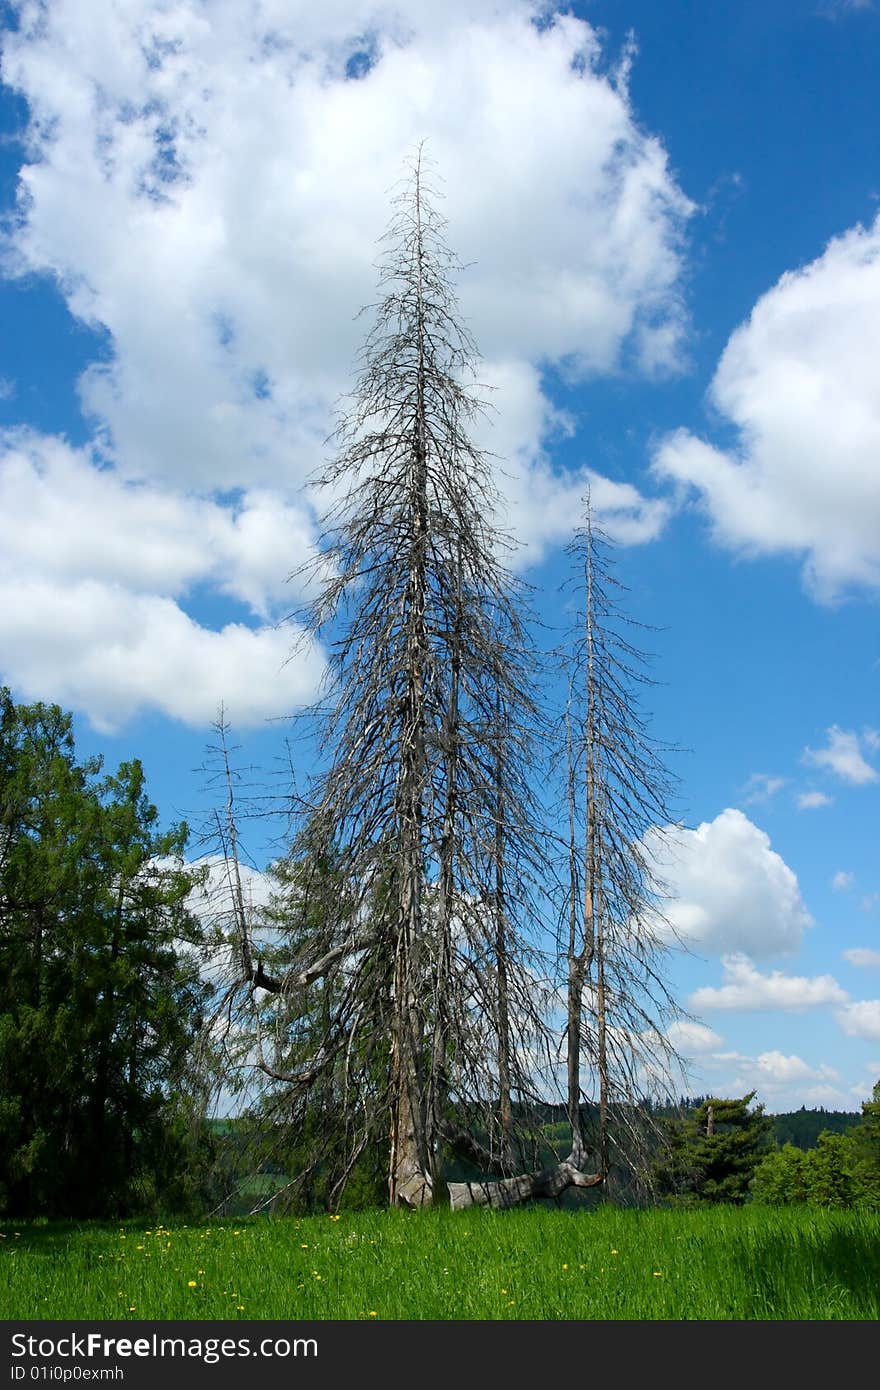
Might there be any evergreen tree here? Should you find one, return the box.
[0,689,208,1217]
[652,1093,771,1204]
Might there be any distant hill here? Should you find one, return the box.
[768,1107,861,1150]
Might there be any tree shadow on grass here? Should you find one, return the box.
[1,1219,147,1254]
[729,1225,880,1320]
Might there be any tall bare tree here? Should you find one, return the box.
[288,148,591,1207]
[560,498,683,1187]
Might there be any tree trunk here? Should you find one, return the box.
[494,684,515,1172]
[448,1154,603,1209]
[389,153,432,1207]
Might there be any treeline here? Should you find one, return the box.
[651,1092,880,1210]
[658,1097,861,1151]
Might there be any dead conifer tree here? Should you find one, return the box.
[217,150,623,1209]
[560,498,684,1186]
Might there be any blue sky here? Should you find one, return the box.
[1,0,879,1114]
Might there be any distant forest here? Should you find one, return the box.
[767,1107,861,1150]
[665,1100,860,1152]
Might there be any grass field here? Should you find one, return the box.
[2,1204,878,1322]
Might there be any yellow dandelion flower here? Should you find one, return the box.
[611,1249,618,1256]
[562,1263,568,1271]
[187,1280,198,1288]
[500,1288,508,1294]
[654,1271,663,1277]
[368,1311,378,1318]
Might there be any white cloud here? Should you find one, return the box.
[798,1084,852,1106]
[752,1051,840,1087]
[836,999,880,1041]
[832,870,854,892]
[0,430,319,615]
[665,1020,723,1055]
[644,808,813,958]
[0,430,326,727]
[843,948,880,968]
[0,575,324,733]
[796,790,834,810]
[803,726,878,785]
[174,854,279,988]
[0,1,692,729]
[470,361,672,563]
[689,1046,849,1110]
[4,3,692,475]
[653,214,880,600]
[690,953,849,1012]
[741,772,786,805]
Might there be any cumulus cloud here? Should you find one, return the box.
[751,1067,848,1108]
[836,999,880,1041]
[653,214,880,600]
[843,948,880,968]
[690,954,848,1012]
[665,1020,723,1055]
[803,726,879,785]
[469,360,672,562]
[0,575,323,733]
[644,808,813,958]
[3,4,693,462]
[0,430,319,614]
[0,0,692,729]
[752,1051,840,1087]
[832,870,854,892]
[683,1044,848,1109]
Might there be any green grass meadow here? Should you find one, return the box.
[2,1205,879,1321]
